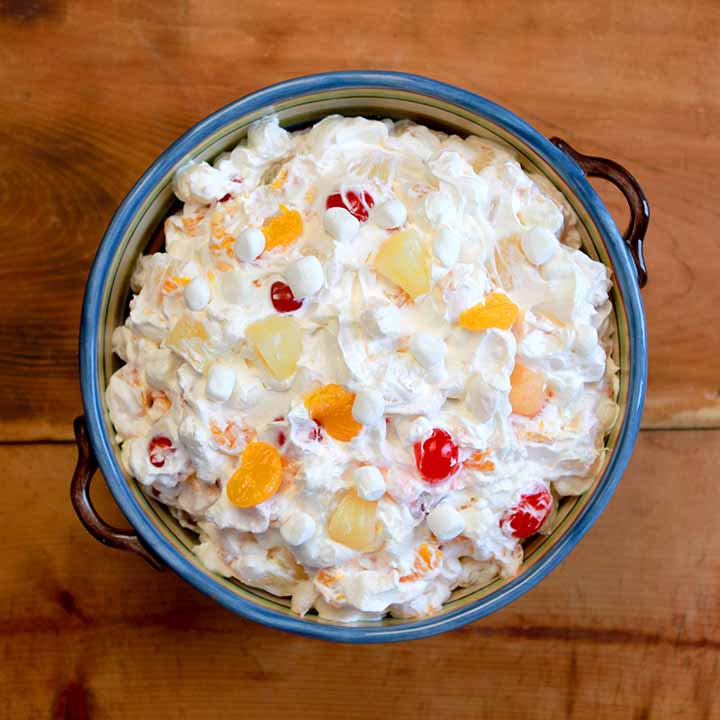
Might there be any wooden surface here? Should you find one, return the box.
[0,1,718,718]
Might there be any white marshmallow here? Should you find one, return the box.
[407,416,433,443]
[173,162,228,204]
[409,332,447,369]
[324,207,360,241]
[218,270,249,305]
[372,199,407,229]
[465,374,496,422]
[427,503,465,541]
[361,305,403,338]
[521,227,559,265]
[433,228,461,267]
[285,255,325,299]
[352,389,385,425]
[352,466,386,501]
[184,277,210,311]
[280,512,316,546]
[234,228,265,262]
[573,323,598,356]
[206,364,236,402]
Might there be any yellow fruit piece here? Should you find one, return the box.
[458,292,519,331]
[166,315,212,372]
[246,315,302,380]
[271,168,289,190]
[304,384,361,442]
[374,229,431,300]
[327,489,379,551]
[509,363,546,417]
[227,441,283,508]
[262,205,303,250]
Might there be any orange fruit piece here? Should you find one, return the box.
[327,489,379,551]
[304,384,362,442]
[400,543,442,583]
[262,205,303,250]
[227,441,283,508]
[509,363,547,417]
[458,292,519,331]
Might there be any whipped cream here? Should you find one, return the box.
[107,115,617,621]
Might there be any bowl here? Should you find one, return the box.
[74,71,648,642]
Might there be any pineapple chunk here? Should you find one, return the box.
[166,315,212,372]
[327,489,379,552]
[375,229,431,300]
[246,315,302,380]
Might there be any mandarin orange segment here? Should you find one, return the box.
[327,489,379,551]
[246,315,302,380]
[399,543,442,583]
[262,205,303,250]
[458,292,519,331]
[227,441,283,508]
[304,384,361,442]
[509,363,547,417]
[375,229,431,300]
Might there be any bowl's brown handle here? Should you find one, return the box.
[71,416,165,570]
[550,137,649,287]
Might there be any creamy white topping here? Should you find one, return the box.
[107,115,618,621]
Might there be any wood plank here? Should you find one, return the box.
[0,0,718,440]
[1,430,718,718]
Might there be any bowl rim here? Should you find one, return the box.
[80,70,647,643]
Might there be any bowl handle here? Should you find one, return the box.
[71,416,165,570]
[550,137,649,287]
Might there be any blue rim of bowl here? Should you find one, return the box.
[80,70,647,643]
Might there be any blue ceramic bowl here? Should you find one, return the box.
[78,71,647,642]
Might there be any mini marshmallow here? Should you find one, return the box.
[409,332,447,369]
[324,206,360,241]
[285,255,325,298]
[373,199,407,229]
[280,512,316,546]
[427,503,465,541]
[361,305,403,338]
[234,228,265,262]
[352,466,386,501]
[465,374,496,422]
[184,277,210,311]
[352,389,385,425]
[521,227,559,266]
[407,416,433,443]
[573,323,598,356]
[206,364,236,402]
[219,269,249,305]
[433,228,461,267]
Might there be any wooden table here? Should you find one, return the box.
[1,2,718,717]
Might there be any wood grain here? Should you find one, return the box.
[1,430,718,718]
[0,0,718,439]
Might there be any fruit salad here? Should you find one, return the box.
[107,115,618,621]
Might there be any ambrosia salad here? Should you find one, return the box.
[107,115,618,621]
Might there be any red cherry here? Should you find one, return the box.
[413,428,460,483]
[148,435,174,468]
[326,190,375,222]
[218,193,233,203]
[271,281,303,313]
[500,489,552,539]
[277,431,287,447]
